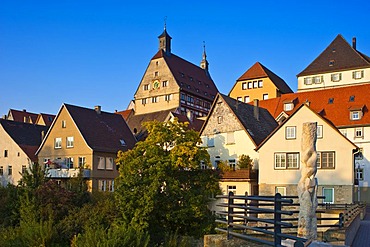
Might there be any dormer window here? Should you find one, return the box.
[328,98,334,104]
[329,60,335,66]
[284,103,294,111]
[120,139,126,146]
[304,77,312,85]
[349,95,355,102]
[351,111,362,120]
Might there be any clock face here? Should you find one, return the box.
[153,80,160,89]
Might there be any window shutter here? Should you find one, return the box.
[339,73,342,80]
[361,70,364,78]
[352,71,355,79]
[321,76,324,82]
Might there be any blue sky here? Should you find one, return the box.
[1,1,370,116]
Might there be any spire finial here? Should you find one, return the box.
[202,41,207,59]
[164,16,167,30]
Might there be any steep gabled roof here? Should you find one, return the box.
[297,34,370,77]
[64,104,136,153]
[235,62,293,94]
[201,93,277,146]
[7,109,38,124]
[115,109,134,121]
[125,108,178,141]
[36,113,56,126]
[152,50,218,99]
[257,84,370,128]
[255,104,357,151]
[170,112,204,132]
[0,119,48,161]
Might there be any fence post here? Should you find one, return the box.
[274,193,282,247]
[227,191,234,240]
[244,191,249,233]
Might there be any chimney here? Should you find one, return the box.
[2,115,7,119]
[253,99,259,121]
[23,109,26,112]
[94,105,101,114]
[352,37,357,50]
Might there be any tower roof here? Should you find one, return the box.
[297,34,370,77]
[236,62,293,94]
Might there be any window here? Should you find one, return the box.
[304,77,313,85]
[208,135,214,147]
[244,96,250,103]
[284,103,293,111]
[200,161,207,170]
[142,98,148,105]
[285,126,296,139]
[258,80,263,88]
[248,82,252,89]
[62,120,66,128]
[180,93,186,101]
[349,95,355,102]
[340,129,347,137]
[22,165,27,174]
[355,127,363,138]
[253,81,258,88]
[67,157,74,169]
[228,159,236,170]
[227,185,237,194]
[226,132,235,144]
[263,94,268,100]
[323,188,334,204]
[143,84,150,91]
[154,71,159,77]
[8,166,12,176]
[242,82,247,90]
[328,98,334,104]
[98,156,105,169]
[120,139,126,146]
[4,150,8,157]
[78,157,86,168]
[313,76,323,84]
[55,138,62,149]
[152,96,158,103]
[164,94,172,101]
[356,168,364,181]
[0,166,3,176]
[317,125,323,139]
[66,136,74,148]
[331,73,342,82]
[353,70,364,79]
[99,180,106,191]
[237,97,242,102]
[275,153,286,169]
[106,157,114,170]
[107,180,114,192]
[355,148,364,160]
[329,60,335,66]
[162,81,168,87]
[317,152,335,169]
[351,111,361,120]
[287,153,299,168]
[217,116,223,124]
[275,187,286,196]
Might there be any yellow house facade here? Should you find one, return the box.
[36,104,136,192]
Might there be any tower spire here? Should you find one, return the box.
[158,17,172,55]
[200,41,209,72]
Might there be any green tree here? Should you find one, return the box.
[18,162,49,191]
[237,154,253,169]
[115,119,220,244]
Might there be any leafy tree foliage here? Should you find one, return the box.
[237,154,253,169]
[115,120,220,243]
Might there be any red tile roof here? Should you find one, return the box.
[256,84,370,128]
[152,50,218,100]
[236,62,293,94]
[115,109,134,121]
[297,34,370,77]
[7,109,38,124]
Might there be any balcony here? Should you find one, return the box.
[47,168,91,178]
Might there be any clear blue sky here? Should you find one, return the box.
[1,1,370,116]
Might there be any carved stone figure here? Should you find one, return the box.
[297,122,318,240]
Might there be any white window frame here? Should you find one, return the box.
[286,153,299,169]
[67,157,74,169]
[237,97,242,102]
[98,156,105,170]
[275,153,286,169]
[313,76,323,84]
[253,81,258,88]
[227,185,237,195]
[228,159,236,170]
[304,77,313,85]
[353,70,364,79]
[217,116,223,124]
[258,80,263,88]
[323,188,334,204]
[78,157,86,168]
[356,168,364,181]
[351,111,361,120]
[263,94,268,100]
[242,82,247,90]
[317,125,323,139]
[248,82,252,89]
[106,157,114,170]
[275,186,286,196]
[284,103,293,111]
[55,137,62,149]
[355,127,364,138]
[317,151,335,169]
[99,180,106,191]
[285,126,296,139]
[331,73,342,82]
[66,136,74,148]
[244,96,250,103]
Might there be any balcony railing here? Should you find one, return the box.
[46,168,91,178]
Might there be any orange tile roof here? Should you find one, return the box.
[115,109,134,120]
[256,84,370,127]
[236,62,293,93]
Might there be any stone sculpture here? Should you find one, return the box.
[297,122,318,240]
